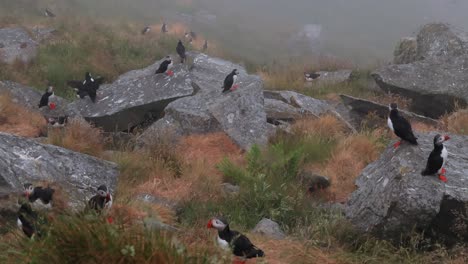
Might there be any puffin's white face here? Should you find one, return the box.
[207,218,227,231]
[48,86,54,93]
[98,190,107,197]
[24,185,34,196]
[435,135,450,145]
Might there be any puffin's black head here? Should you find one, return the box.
[85,72,92,80]
[434,134,450,146]
[178,39,182,44]
[207,216,228,231]
[97,185,109,197]
[164,55,171,61]
[232,69,238,75]
[23,183,34,197]
[389,103,398,111]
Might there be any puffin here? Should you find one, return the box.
[421,134,450,182]
[87,185,113,212]
[207,217,265,263]
[44,8,55,18]
[155,56,174,76]
[161,22,168,33]
[304,72,320,82]
[38,85,56,109]
[23,183,55,208]
[222,69,239,93]
[47,115,68,127]
[387,103,418,148]
[176,40,186,63]
[17,203,39,238]
[203,39,208,51]
[141,26,151,35]
[67,72,104,103]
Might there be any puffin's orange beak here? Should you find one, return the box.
[444,135,450,141]
[49,103,56,110]
[207,219,213,229]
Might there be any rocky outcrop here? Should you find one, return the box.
[0,132,119,208]
[0,27,38,64]
[393,37,417,64]
[0,81,68,117]
[67,61,194,132]
[346,132,468,246]
[252,218,286,240]
[373,23,468,118]
[340,94,440,127]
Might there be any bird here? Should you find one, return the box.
[67,72,104,103]
[38,85,56,109]
[421,134,450,182]
[222,69,239,93]
[23,183,55,209]
[387,103,418,149]
[47,115,68,127]
[203,39,208,51]
[161,22,168,33]
[207,217,265,263]
[141,26,151,35]
[304,72,320,82]
[44,8,55,18]
[87,184,113,212]
[17,203,39,238]
[176,40,186,63]
[155,56,174,76]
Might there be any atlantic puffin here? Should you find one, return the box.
[47,115,68,127]
[421,134,450,182]
[141,26,151,35]
[207,217,265,263]
[176,40,186,63]
[304,72,320,82]
[155,56,174,76]
[222,69,239,93]
[161,22,168,33]
[23,183,54,208]
[44,8,55,18]
[87,185,113,212]
[38,85,56,109]
[17,203,39,238]
[387,103,418,148]
[67,72,104,103]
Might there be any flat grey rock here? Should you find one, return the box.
[0,27,38,64]
[252,218,286,240]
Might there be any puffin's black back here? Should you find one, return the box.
[389,108,418,145]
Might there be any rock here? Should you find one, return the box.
[137,194,179,212]
[221,183,240,196]
[0,27,38,64]
[0,132,119,209]
[314,70,353,84]
[252,218,286,240]
[393,37,417,64]
[299,171,331,192]
[0,81,68,117]
[340,94,440,127]
[346,132,468,246]
[143,217,179,232]
[66,61,194,132]
[31,27,57,43]
[139,53,269,150]
[373,23,468,118]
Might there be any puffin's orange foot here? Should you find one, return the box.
[167,70,174,76]
[440,168,446,175]
[107,216,114,224]
[439,175,447,183]
[393,141,401,149]
[232,258,246,264]
[48,103,56,110]
[230,84,239,91]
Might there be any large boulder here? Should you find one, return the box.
[67,60,194,132]
[0,27,38,64]
[139,53,269,150]
[0,81,68,118]
[346,132,468,246]
[0,132,119,208]
[373,23,468,118]
[393,37,417,64]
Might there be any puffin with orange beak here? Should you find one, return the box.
[88,184,113,212]
[207,217,264,263]
[422,134,450,182]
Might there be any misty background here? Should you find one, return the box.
[3,0,468,66]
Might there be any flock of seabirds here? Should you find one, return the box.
[17,8,451,263]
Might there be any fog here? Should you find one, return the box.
[6,0,468,65]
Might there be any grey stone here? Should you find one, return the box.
[0,27,38,64]
[315,70,353,84]
[137,194,179,211]
[0,132,119,209]
[299,171,331,192]
[416,23,468,61]
[143,217,179,232]
[340,94,440,127]
[394,37,417,64]
[346,132,468,245]
[66,61,194,132]
[221,183,240,196]
[252,218,286,239]
[31,27,57,43]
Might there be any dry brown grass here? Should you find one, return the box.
[46,117,105,157]
[0,93,46,137]
[291,115,346,140]
[444,109,468,135]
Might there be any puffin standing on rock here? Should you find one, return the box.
[67,72,104,103]
[387,103,418,149]
[207,217,265,263]
[155,56,174,76]
[422,134,450,183]
[38,85,56,109]
[176,40,186,63]
[222,69,239,93]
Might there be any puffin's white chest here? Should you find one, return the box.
[167,61,173,70]
[441,146,448,165]
[233,75,238,85]
[217,236,230,250]
[17,218,23,228]
[387,117,394,132]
